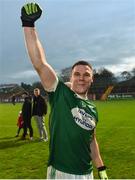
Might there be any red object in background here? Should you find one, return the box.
[17,112,24,128]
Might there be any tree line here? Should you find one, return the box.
[20,67,135,95]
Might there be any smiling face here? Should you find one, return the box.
[70,64,93,97]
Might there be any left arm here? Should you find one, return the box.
[90,130,104,168]
[90,130,108,179]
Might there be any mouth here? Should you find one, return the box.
[78,84,85,86]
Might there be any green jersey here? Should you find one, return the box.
[48,80,98,175]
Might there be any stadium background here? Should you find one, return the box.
[0,68,135,179]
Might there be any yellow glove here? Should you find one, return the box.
[98,166,108,179]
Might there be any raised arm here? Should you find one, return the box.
[21,3,57,91]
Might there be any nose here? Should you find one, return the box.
[79,75,84,80]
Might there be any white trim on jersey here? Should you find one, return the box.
[45,77,59,92]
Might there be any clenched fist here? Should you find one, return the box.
[21,3,42,27]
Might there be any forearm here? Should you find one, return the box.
[24,27,46,69]
[23,27,57,90]
[90,135,104,168]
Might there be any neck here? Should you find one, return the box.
[76,92,88,100]
[71,87,88,99]
[69,83,88,99]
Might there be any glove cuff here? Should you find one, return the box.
[97,166,107,171]
[21,16,35,27]
[22,21,35,27]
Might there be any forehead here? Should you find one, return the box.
[72,65,92,73]
[34,89,40,92]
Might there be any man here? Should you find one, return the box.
[32,88,48,141]
[21,92,33,140]
[21,3,108,179]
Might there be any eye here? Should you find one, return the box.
[74,72,80,76]
[84,73,91,77]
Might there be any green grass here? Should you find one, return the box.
[0,103,50,179]
[0,100,135,179]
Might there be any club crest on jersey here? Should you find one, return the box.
[71,107,96,130]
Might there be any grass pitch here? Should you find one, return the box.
[0,100,135,179]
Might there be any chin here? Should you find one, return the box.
[76,89,87,95]
[72,85,88,95]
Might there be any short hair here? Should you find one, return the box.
[71,60,93,71]
[34,88,40,92]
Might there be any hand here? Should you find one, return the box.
[98,170,108,179]
[21,3,42,27]
[98,166,108,179]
